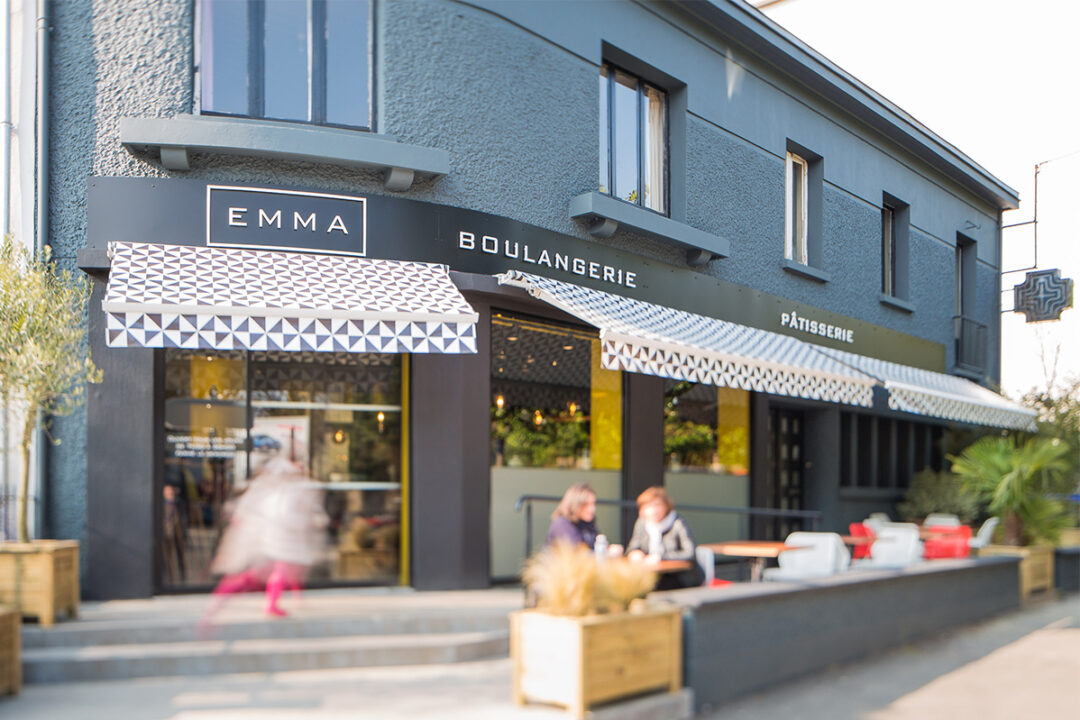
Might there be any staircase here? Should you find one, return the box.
[20,588,521,683]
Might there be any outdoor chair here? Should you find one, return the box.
[923,513,961,527]
[969,517,1000,550]
[923,525,971,559]
[762,531,849,581]
[848,522,875,560]
[863,514,889,535]
[696,545,716,587]
[860,523,922,568]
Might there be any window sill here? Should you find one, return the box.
[879,294,915,314]
[781,259,831,283]
[839,487,905,501]
[568,191,730,266]
[950,364,984,382]
[118,115,450,191]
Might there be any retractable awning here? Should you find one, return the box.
[104,242,478,353]
[497,270,877,407]
[815,348,1037,431]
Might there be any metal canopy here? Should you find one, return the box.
[104,242,478,353]
[816,347,1037,431]
[497,270,877,407]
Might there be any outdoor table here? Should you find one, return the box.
[701,541,809,582]
[651,559,692,574]
[840,534,876,545]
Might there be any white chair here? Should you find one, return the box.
[861,523,922,568]
[924,513,961,527]
[969,517,999,549]
[763,532,849,581]
[696,546,716,587]
[863,515,888,535]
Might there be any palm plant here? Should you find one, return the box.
[949,435,1071,546]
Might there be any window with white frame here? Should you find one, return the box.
[599,64,668,214]
[785,151,809,264]
[199,0,372,130]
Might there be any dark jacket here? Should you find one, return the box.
[545,515,599,550]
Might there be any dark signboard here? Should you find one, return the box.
[206,185,367,256]
[86,177,945,371]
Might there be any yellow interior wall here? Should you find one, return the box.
[189,355,243,435]
[716,386,750,475]
[590,340,622,470]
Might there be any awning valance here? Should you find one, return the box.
[497,270,877,407]
[816,348,1037,431]
[104,242,478,353]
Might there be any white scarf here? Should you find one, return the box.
[645,511,677,557]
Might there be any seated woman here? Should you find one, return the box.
[545,483,601,550]
[627,486,704,590]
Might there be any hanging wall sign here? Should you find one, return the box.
[1013,269,1073,322]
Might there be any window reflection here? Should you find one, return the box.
[162,349,403,589]
[489,312,623,579]
[663,381,750,544]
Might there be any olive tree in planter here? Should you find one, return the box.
[0,237,101,625]
[950,435,1071,596]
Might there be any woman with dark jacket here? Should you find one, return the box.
[627,486,704,590]
[545,483,601,550]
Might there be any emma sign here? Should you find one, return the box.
[206,185,368,256]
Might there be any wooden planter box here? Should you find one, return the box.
[1057,528,1080,547]
[511,606,682,719]
[0,540,80,627]
[0,605,19,696]
[979,544,1054,597]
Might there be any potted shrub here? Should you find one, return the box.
[510,543,682,718]
[897,469,980,525]
[0,237,101,625]
[950,435,1071,596]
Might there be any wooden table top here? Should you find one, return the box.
[609,557,691,574]
[652,559,692,573]
[840,535,876,545]
[701,541,810,559]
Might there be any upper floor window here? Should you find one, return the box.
[199,0,372,130]
[880,193,911,307]
[599,64,668,214]
[882,203,896,295]
[785,151,808,264]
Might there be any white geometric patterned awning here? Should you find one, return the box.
[816,347,1037,431]
[497,270,877,407]
[104,242,478,354]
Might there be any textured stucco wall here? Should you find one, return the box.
[45,0,1008,544]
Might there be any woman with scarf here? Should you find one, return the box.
[626,486,704,590]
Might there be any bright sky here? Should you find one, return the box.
[759,0,1080,400]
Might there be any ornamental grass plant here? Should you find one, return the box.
[522,542,657,616]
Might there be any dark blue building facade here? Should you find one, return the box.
[41,0,1028,597]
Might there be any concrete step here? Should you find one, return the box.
[23,629,511,683]
[22,608,511,649]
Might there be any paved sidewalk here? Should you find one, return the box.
[4,590,1078,719]
[706,594,1079,720]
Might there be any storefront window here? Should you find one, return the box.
[663,381,750,544]
[489,312,622,578]
[162,349,403,589]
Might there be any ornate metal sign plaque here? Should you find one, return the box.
[1014,269,1074,322]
